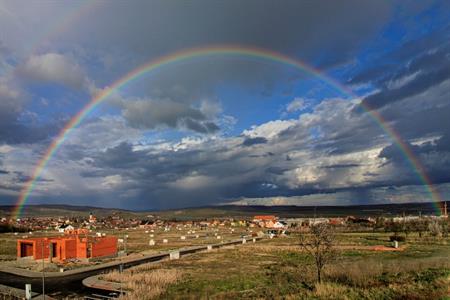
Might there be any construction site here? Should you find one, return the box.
[16,229,117,262]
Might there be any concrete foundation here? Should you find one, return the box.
[170,251,180,260]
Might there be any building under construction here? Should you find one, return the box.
[17,229,117,261]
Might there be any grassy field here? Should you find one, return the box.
[101,232,450,300]
[0,226,251,271]
[2,226,450,299]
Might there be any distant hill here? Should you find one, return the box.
[1,201,444,220]
[0,204,139,218]
[156,202,444,220]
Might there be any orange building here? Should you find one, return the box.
[17,230,117,261]
[253,215,278,222]
[253,215,279,228]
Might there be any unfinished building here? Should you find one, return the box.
[17,229,117,261]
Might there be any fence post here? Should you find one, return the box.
[25,284,32,300]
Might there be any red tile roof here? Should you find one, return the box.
[253,215,277,221]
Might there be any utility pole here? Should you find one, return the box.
[119,263,123,296]
[119,240,123,296]
[41,240,45,299]
[444,201,448,217]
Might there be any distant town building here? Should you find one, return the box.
[57,224,75,233]
[89,212,97,224]
[139,220,155,229]
[253,215,280,228]
[253,215,278,222]
[272,221,288,229]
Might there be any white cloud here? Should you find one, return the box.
[242,119,296,139]
[19,53,87,89]
[102,175,123,188]
[0,78,25,124]
[0,145,14,154]
[60,115,143,152]
[285,97,309,114]
[387,71,421,90]
[200,99,222,118]
[169,174,215,190]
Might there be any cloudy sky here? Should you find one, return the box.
[0,0,449,209]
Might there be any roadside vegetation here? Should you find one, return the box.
[103,265,182,299]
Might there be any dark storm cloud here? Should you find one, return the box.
[320,163,361,169]
[379,132,450,185]
[0,108,63,148]
[77,0,391,60]
[0,157,8,175]
[361,59,450,110]
[242,137,268,147]
[0,83,63,144]
[58,0,393,101]
[0,122,63,145]
[183,119,220,134]
[12,171,53,183]
[384,102,450,142]
[84,140,281,208]
[118,98,220,134]
[353,27,450,110]
[95,142,145,169]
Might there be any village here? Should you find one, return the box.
[0,208,448,299]
[0,208,447,268]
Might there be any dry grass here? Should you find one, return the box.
[312,282,352,300]
[97,233,450,299]
[244,244,300,253]
[326,260,384,288]
[326,256,450,288]
[103,267,182,299]
[382,256,450,274]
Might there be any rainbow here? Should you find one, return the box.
[13,45,444,218]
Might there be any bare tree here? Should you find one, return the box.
[440,219,448,238]
[412,219,428,238]
[428,220,441,238]
[299,223,336,283]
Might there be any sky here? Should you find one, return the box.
[0,0,450,210]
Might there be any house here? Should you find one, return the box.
[57,224,75,233]
[89,212,97,224]
[271,221,287,229]
[17,230,117,261]
[253,215,278,222]
[253,215,279,228]
[308,218,329,226]
[328,218,345,226]
[139,220,155,229]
